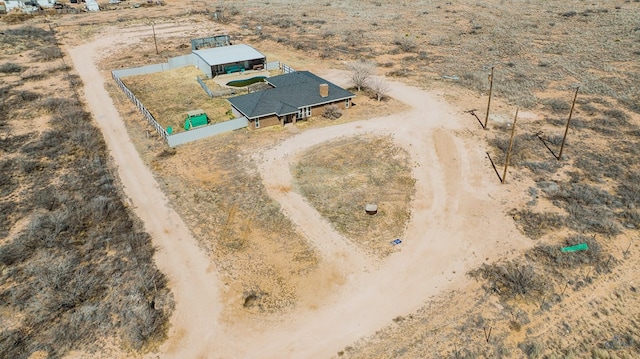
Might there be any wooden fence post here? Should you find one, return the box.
[558,86,579,160]
[152,21,159,55]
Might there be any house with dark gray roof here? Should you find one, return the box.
[228,71,355,129]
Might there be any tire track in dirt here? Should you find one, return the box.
[67,25,227,359]
[67,25,532,358]
[256,130,373,273]
[241,79,530,358]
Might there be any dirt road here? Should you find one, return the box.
[67,26,226,359]
[67,24,530,359]
[233,75,531,358]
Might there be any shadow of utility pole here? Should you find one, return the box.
[465,109,485,129]
[535,132,559,160]
[485,152,503,183]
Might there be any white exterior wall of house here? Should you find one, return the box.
[193,54,213,78]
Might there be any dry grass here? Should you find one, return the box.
[122,66,233,132]
[107,74,321,313]
[293,135,415,258]
[238,1,639,113]
[216,1,640,358]
[9,1,635,357]
[0,26,171,358]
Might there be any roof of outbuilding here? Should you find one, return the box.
[192,44,265,66]
[228,71,355,119]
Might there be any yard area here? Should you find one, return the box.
[122,66,234,133]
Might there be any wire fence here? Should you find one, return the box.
[281,63,296,74]
[112,71,168,141]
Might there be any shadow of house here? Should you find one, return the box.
[228,71,355,129]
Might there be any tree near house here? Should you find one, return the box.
[348,60,375,92]
[370,76,390,101]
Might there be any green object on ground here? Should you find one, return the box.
[561,243,589,252]
[225,65,245,74]
[184,109,209,130]
[166,126,173,134]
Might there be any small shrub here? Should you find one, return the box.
[602,108,629,123]
[386,69,411,78]
[393,35,417,52]
[19,90,39,102]
[618,95,640,114]
[519,341,544,358]
[272,18,293,29]
[546,133,564,146]
[522,161,561,175]
[35,46,63,62]
[0,160,18,197]
[470,261,548,300]
[579,103,598,115]
[543,98,570,114]
[0,62,23,73]
[41,97,78,113]
[526,235,604,269]
[2,12,35,24]
[514,210,564,238]
[322,104,342,120]
[617,173,640,206]
[548,183,621,235]
[157,148,177,158]
[321,30,335,39]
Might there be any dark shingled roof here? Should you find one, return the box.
[228,71,354,119]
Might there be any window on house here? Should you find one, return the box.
[297,106,311,119]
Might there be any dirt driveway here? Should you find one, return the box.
[67,24,531,359]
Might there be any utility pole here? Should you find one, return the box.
[152,21,159,55]
[558,86,579,160]
[483,66,494,129]
[502,108,519,184]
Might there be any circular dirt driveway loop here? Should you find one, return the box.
[68,24,530,359]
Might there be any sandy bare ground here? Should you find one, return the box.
[66,24,531,359]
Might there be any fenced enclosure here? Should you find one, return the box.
[112,70,248,147]
[109,53,297,146]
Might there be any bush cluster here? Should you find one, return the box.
[0,30,172,357]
